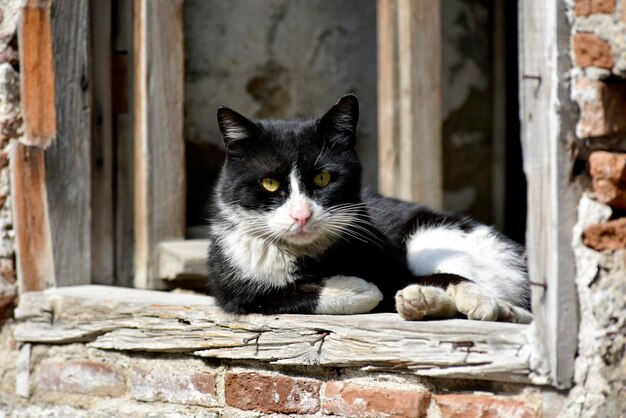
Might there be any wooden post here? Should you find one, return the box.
[14,0,57,291]
[90,0,115,285]
[11,144,55,292]
[133,0,185,289]
[18,0,56,147]
[377,0,442,209]
[519,1,578,389]
[46,0,92,286]
[113,0,134,287]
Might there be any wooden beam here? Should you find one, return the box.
[18,0,56,146]
[14,285,544,385]
[113,0,134,287]
[158,240,209,281]
[44,0,92,286]
[90,0,114,285]
[133,0,185,289]
[377,0,442,209]
[10,144,55,292]
[491,0,506,231]
[519,1,578,389]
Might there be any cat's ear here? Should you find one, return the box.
[217,107,260,153]
[318,94,359,147]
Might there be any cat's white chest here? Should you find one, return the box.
[221,227,297,288]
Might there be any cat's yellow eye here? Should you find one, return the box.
[313,171,331,188]
[261,178,280,192]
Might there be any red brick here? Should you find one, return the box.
[0,258,15,283]
[573,79,626,138]
[575,0,616,15]
[589,151,626,208]
[573,33,615,68]
[0,294,16,322]
[322,382,431,418]
[38,358,126,397]
[225,372,320,414]
[131,366,217,407]
[0,151,8,170]
[435,394,538,418]
[583,217,626,250]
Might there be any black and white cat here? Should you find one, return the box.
[207,95,532,323]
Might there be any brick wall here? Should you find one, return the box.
[569,0,626,254]
[0,341,541,418]
[564,1,626,417]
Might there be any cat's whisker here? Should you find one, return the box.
[323,219,385,246]
[322,221,383,247]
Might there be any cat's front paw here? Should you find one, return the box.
[395,285,457,320]
[315,276,383,314]
[446,282,500,321]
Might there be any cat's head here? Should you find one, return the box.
[214,95,364,250]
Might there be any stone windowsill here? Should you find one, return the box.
[13,285,542,385]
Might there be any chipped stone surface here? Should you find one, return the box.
[572,79,626,138]
[561,194,626,417]
[0,0,19,327]
[38,358,127,397]
[131,366,218,407]
[434,393,539,418]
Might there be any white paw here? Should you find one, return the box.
[395,285,457,321]
[447,283,499,321]
[497,301,533,324]
[314,276,383,314]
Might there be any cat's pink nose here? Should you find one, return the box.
[291,208,312,228]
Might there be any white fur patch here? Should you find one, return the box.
[314,276,383,314]
[405,225,528,307]
[221,120,251,141]
[220,224,298,289]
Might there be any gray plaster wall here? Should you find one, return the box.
[183,0,511,232]
[184,0,377,225]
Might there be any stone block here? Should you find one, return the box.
[434,394,538,418]
[224,372,321,414]
[131,366,218,407]
[38,358,126,397]
[322,381,431,418]
[573,33,615,69]
[573,79,626,138]
[575,0,616,16]
[582,217,626,250]
[589,151,626,209]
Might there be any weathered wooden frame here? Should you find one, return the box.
[518,1,578,389]
[11,0,577,389]
[133,0,185,289]
[377,0,442,209]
